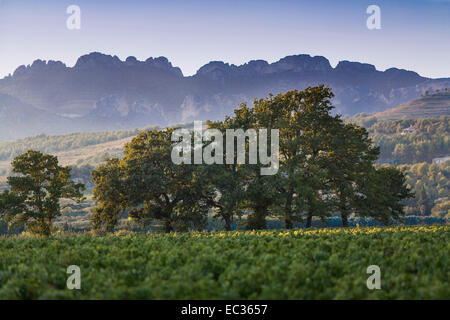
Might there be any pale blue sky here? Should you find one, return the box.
[0,0,449,78]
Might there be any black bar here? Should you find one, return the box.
[0,300,445,318]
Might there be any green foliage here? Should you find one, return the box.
[218,98,284,230]
[356,166,414,224]
[91,158,126,233]
[347,116,449,164]
[325,122,380,227]
[90,86,413,231]
[122,129,209,232]
[194,130,245,231]
[400,161,449,216]
[0,226,447,299]
[205,86,389,230]
[0,150,84,236]
[250,87,339,229]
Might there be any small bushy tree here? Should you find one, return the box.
[0,150,84,236]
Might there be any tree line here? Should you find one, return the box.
[90,86,412,233]
[0,86,413,236]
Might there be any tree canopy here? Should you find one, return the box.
[90,86,413,232]
[0,150,84,236]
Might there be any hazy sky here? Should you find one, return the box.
[0,0,449,78]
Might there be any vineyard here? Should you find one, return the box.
[0,225,448,299]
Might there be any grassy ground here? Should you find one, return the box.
[0,225,448,299]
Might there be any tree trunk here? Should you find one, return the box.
[247,206,267,230]
[305,214,312,228]
[341,212,349,227]
[37,217,51,237]
[223,214,232,231]
[46,218,53,236]
[164,220,173,233]
[285,218,293,229]
[284,192,293,229]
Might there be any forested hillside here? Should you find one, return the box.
[347,116,449,164]
[401,161,449,217]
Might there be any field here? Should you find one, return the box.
[0,226,448,299]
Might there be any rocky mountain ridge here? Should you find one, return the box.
[0,52,449,140]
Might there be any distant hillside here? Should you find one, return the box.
[367,117,449,164]
[0,128,147,179]
[374,91,450,121]
[1,51,450,140]
[0,123,190,179]
[0,129,142,161]
[0,135,133,179]
[345,114,449,165]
